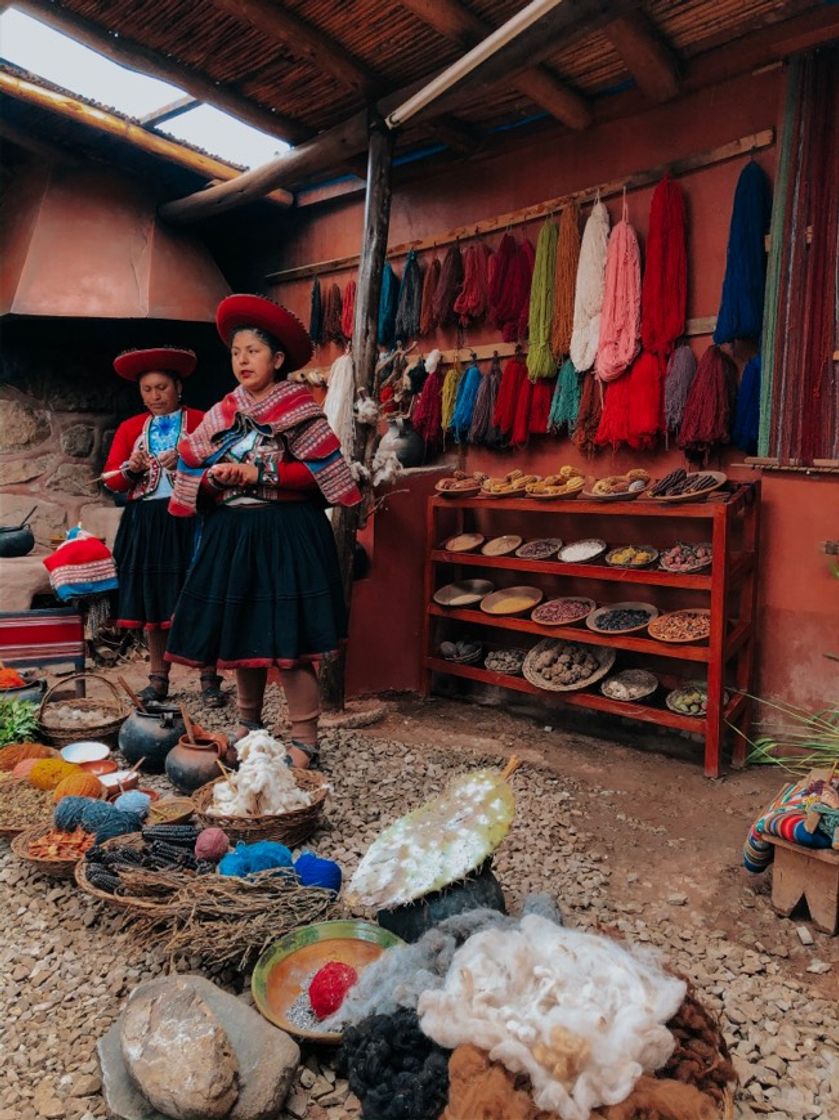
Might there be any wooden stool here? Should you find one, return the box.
[766,834,839,934]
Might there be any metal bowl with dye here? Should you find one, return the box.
[251,920,404,1043]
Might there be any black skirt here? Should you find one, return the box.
[165,502,347,670]
[113,498,198,630]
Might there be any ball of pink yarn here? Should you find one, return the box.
[12,758,40,781]
[195,827,230,862]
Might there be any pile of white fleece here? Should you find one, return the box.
[417,914,685,1120]
[210,730,312,817]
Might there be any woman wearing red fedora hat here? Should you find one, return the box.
[166,295,361,768]
[104,347,226,706]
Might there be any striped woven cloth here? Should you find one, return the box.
[743,779,834,872]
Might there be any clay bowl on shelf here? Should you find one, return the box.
[481,534,523,557]
[531,597,597,628]
[433,580,495,608]
[480,585,543,616]
[648,609,712,644]
[601,669,659,703]
[604,545,659,570]
[658,543,713,574]
[586,602,659,635]
[515,538,563,560]
[650,471,727,504]
[557,538,608,565]
[443,532,485,553]
[435,479,482,499]
[251,920,404,1043]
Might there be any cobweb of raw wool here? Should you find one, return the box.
[326,895,561,1029]
[338,1007,450,1120]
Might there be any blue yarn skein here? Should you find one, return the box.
[80,800,119,833]
[218,840,294,878]
[54,796,99,832]
[294,852,342,894]
[95,809,142,845]
[115,790,152,820]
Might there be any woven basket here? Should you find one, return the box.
[11,823,90,880]
[191,770,328,846]
[523,639,616,692]
[38,672,129,747]
[74,832,195,914]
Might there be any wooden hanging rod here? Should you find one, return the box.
[267,128,774,283]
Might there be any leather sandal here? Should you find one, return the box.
[286,739,320,770]
[200,671,228,709]
[138,672,169,704]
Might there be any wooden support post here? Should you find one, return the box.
[320,119,395,711]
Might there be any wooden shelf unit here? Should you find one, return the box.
[422,484,761,778]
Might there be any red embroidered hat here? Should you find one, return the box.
[215,294,313,374]
[113,347,197,382]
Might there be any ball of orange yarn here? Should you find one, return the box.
[29,758,79,791]
[0,742,55,772]
[52,771,103,803]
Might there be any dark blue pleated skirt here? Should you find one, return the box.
[165,502,347,669]
[113,498,197,630]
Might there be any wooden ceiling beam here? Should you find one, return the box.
[208,0,379,97]
[604,10,680,103]
[140,95,200,128]
[399,0,591,130]
[13,0,311,143]
[0,69,294,205]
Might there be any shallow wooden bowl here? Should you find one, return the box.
[480,585,543,616]
[433,579,495,608]
[586,601,659,635]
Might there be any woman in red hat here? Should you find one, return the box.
[166,295,361,768]
[104,348,225,705]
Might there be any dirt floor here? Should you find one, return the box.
[3,661,836,1120]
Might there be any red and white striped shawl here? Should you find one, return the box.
[169,381,360,516]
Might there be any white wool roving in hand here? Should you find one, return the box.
[323,353,355,457]
[569,201,611,373]
[210,730,312,817]
[417,914,685,1120]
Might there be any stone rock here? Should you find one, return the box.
[796,926,815,946]
[805,960,831,975]
[0,455,53,486]
[46,464,99,497]
[0,494,66,546]
[78,502,124,547]
[0,397,51,452]
[102,975,299,1120]
[120,983,239,1120]
[61,424,96,458]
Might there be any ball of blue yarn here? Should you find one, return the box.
[95,809,142,844]
[80,800,118,833]
[294,851,342,894]
[54,796,99,832]
[218,840,294,878]
[114,791,152,819]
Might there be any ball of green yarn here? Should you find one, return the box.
[95,810,142,844]
[80,800,118,834]
[54,796,99,832]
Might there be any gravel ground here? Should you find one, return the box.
[1,679,837,1120]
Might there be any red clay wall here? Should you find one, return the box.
[268,66,839,710]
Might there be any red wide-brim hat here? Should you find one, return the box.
[215,294,313,374]
[113,347,197,382]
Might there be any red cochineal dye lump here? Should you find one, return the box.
[307,961,359,1020]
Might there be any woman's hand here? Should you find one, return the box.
[156,449,178,470]
[208,463,260,487]
[127,448,150,474]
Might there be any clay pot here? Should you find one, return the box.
[0,524,35,559]
[119,704,185,773]
[376,418,425,469]
[165,735,223,794]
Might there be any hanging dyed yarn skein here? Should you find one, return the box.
[641,174,687,356]
[528,377,556,435]
[569,200,610,372]
[432,243,464,329]
[526,218,558,380]
[548,358,581,434]
[664,345,698,436]
[469,353,503,447]
[678,344,739,463]
[341,278,356,340]
[493,353,528,439]
[395,250,422,342]
[714,161,772,344]
[454,242,492,326]
[732,354,761,454]
[595,194,641,382]
[572,373,603,454]
[378,262,399,348]
[412,349,445,449]
[420,256,442,336]
[309,276,323,346]
[322,282,343,342]
[323,353,355,459]
[441,356,464,433]
[451,359,482,443]
[551,206,581,360]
